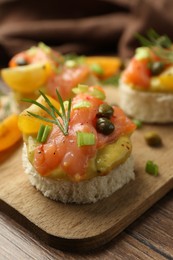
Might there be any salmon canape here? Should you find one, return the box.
[1,43,99,103]
[119,30,173,123]
[18,85,136,203]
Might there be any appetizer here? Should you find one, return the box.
[1,43,63,105]
[1,43,96,102]
[0,92,21,152]
[1,43,122,105]
[18,85,136,203]
[46,55,122,100]
[119,30,173,123]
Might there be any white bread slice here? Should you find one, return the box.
[119,82,173,123]
[22,144,135,204]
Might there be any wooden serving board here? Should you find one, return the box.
[0,87,173,252]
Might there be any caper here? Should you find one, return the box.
[96,117,115,135]
[97,104,114,118]
[15,57,29,66]
[149,61,164,76]
[144,131,162,147]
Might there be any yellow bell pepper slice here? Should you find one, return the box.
[151,66,173,92]
[86,56,122,79]
[159,74,173,91]
[0,114,21,152]
[18,94,60,134]
[1,62,52,94]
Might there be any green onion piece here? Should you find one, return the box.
[102,74,120,86]
[37,124,52,143]
[135,47,150,60]
[133,119,142,129]
[41,125,52,143]
[90,63,104,75]
[72,84,89,94]
[77,132,95,147]
[73,101,91,109]
[89,88,105,100]
[37,124,46,142]
[145,160,159,176]
[38,42,51,54]
[65,60,77,68]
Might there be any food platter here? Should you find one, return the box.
[0,87,173,251]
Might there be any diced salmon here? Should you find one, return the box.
[46,65,90,100]
[97,106,136,148]
[33,88,136,180]
[122,58,151,89]
[9,47,63,68]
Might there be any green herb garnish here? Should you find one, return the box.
[101,74,120,86]
[72,84,89,94]
[72,84,105,100]
[136,29,173,62]
[145,160,159,176]
[77,132,95,147]
[133,119,142,129]
[65,60,77,68]
[23,89,71,136]
[73,101,91,109]
[90,63,104,75]
[37,124,52,143]
[64,53,86,65]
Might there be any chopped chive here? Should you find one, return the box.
[90,63,104,75]
[38,42,51,54]
[101,74,120,86]
[133,119,142,128]
[77,132,95,147]
[145,160,159,176]
[41,125,52,143]
[73,101,91,109]
[37,124,46,142]
[89,87,105,100]
[72,84,89,94]
[65,60,77,68]
[135,47,151,60]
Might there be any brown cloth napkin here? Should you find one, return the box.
[0,0,173,67]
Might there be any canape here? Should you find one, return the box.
[19,85,136,203]
[119,30,173,123]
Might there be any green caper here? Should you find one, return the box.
[97,104,114,118]
[149,61,164,76]
[15,57,29,66]
[96,117,115,135]
[144,131,162,147]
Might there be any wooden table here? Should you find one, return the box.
[1,189,173,259]
[0,83,173,259]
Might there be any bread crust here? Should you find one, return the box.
[22,144,135,204]
[119,82,173,123]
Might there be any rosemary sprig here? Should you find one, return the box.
[136,29,173,62]
[23,90,71,136]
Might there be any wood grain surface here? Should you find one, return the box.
[1,190,173,259]
[0,87,173,252]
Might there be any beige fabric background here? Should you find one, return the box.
[0,0,173,66]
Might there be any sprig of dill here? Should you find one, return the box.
[136,29,173,62]
[23,90,71,136]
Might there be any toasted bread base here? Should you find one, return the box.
[22,144,135,204]
[119,83,173,123]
